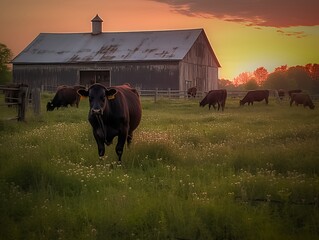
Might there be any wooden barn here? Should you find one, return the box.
[12,15,221,92]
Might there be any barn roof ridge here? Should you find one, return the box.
[12,28,219,65]
[36,27,204,36]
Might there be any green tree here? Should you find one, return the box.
[264,71,296,90]
[286,66,313,92]
[305,64,319,93]
[245,78,259,90]
[0,43,13,84]
[218,78,236,90]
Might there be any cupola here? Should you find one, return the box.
[91,14,103,35]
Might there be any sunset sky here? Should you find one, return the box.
[1,0,318,80]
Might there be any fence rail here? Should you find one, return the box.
[0,85,28,121]
[0,85,41,121]
[138,89,260,102]
[39,84,319,101]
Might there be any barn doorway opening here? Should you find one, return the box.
[80,70,111,87]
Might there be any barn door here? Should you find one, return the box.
[80,70,111,87]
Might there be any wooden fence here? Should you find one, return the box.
[0,85,41,121]
[138,89,319,102]
[139,88,257,102]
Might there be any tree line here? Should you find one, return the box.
[219,64,319,93]
[0,43,13,85]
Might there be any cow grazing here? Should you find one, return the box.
[290,93,315,109]
[277,89,285,100]
[78,83,142,162]
[199,89,227,111]
[47,87,80,111]
[187,87,197,98]
[240,90,269,106]
[288,89,302,98]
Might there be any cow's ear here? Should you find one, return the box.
[77,89,89,97]
[105,88,117,100]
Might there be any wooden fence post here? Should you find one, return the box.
[17,86,28,121]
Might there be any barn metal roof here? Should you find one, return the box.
[13,29,211,64]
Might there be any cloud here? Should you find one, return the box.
[151,0,319,28]
[276,29,307,38]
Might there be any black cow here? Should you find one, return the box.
[288,89,302,98]
[277,89,285,100]
[78,83,142,162]
[199,89,227,111]
[187,87,197,98]
[290,93,315,109]
[47,87,80,111]
[240,90,269,106]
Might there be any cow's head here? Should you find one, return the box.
[199,96,207,107]
[78,84,117,115]
[46,101,55,111]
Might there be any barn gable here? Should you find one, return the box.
[180,31,220,92]
[12,17,220,92]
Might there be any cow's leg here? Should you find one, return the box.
[290,99,293,106]
[212,104,216,110]
[265,98,269,104]
[116,135,127,163]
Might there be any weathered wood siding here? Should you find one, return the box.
[13,62,180,91]
[110,62,179,90]
[13,64,78,91]
[179,32,219,92]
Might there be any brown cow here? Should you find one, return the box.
[47,87,80,111]
[240,90,269,106]
[288,89,302,98]
[78,83,142,162]
[199,89,227,111]
[54,85,86,108]
[187,86,197,98]
[290,93,315,109]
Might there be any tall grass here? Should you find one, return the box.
[0,95,319,239]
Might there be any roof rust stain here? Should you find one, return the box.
[97,44,119,55]
[155,50,175,58]
[68,55,81,62]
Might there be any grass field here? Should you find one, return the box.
[0,94,319,240]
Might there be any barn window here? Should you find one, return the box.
[80,70,111,87]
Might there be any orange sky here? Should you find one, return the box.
[1,0,318,80]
